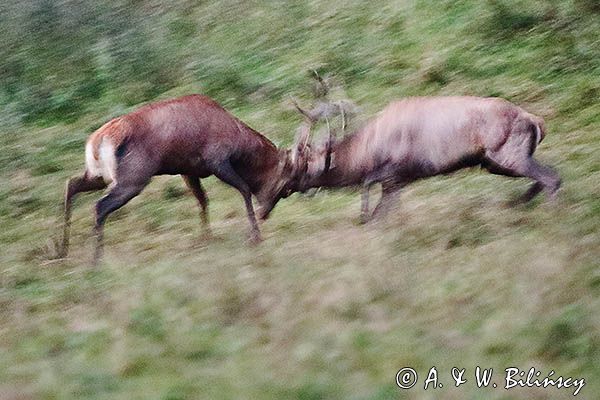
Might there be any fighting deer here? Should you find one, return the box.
[293,96,561,223]
[60,94,306,264]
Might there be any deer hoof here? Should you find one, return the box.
[358,213,372,225]
[248,233,262,246]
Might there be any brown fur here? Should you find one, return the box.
[61,94,299,264]
[87,95,280,185]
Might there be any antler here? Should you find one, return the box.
[307,70,358,133]
[291,98,317,123]
[290,75,359,175]
[312,69,329,99]
[290,97,336,174]
[290,98,314,168]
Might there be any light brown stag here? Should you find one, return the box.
[293,96,561,223]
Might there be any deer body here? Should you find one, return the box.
[62,94,296,264]
[298,96,561,222]
[85,96,281,189]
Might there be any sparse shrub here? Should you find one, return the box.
[196,62,260,105]
[446,208,493,248]
[119,356,151,377]
[559,81,600,115]
[589,274,600,293]
[73,373,119,397]
[168,16,197,41]
[30,154,63,176]
[294,382,331,400]
[129,306,166,341]
[11,193,43,217]
[367,385,399,400]
[218,285,245,325]
[539,306,597,361]
[163,183,187,200]
[483,0,541,38]
[575,0,600,13]
[422,62,450,86]
[162,384,194,400]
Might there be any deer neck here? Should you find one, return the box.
[315,136,365,188]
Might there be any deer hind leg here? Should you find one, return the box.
[514,182,544,205]
[92,179,149,266]
[518,158,561,201]
[60,173,106,258]
[484,152,561,203]
[212,161,261,244]
[182,175,211,237]
[92,149,156,266]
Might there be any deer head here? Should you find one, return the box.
[254,116,317,220]
[288,96,358,192]
[257,74,358,218]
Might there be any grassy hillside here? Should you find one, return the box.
[1,1,599,399]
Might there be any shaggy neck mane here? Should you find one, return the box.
[232,123,282,194]
[317,127,368,188]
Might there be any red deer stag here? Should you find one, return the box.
[293,96,561,223]
[60,94,306,264]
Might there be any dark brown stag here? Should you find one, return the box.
[293,96,561,223]
[60,94,305,264]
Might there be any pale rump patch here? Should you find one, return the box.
[85,137,117,184]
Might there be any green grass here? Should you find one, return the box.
[1,1,599,399]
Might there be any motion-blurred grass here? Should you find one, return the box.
[1,1,599,399]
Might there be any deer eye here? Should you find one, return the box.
[279,183,293,198]
[280,186,292,198]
